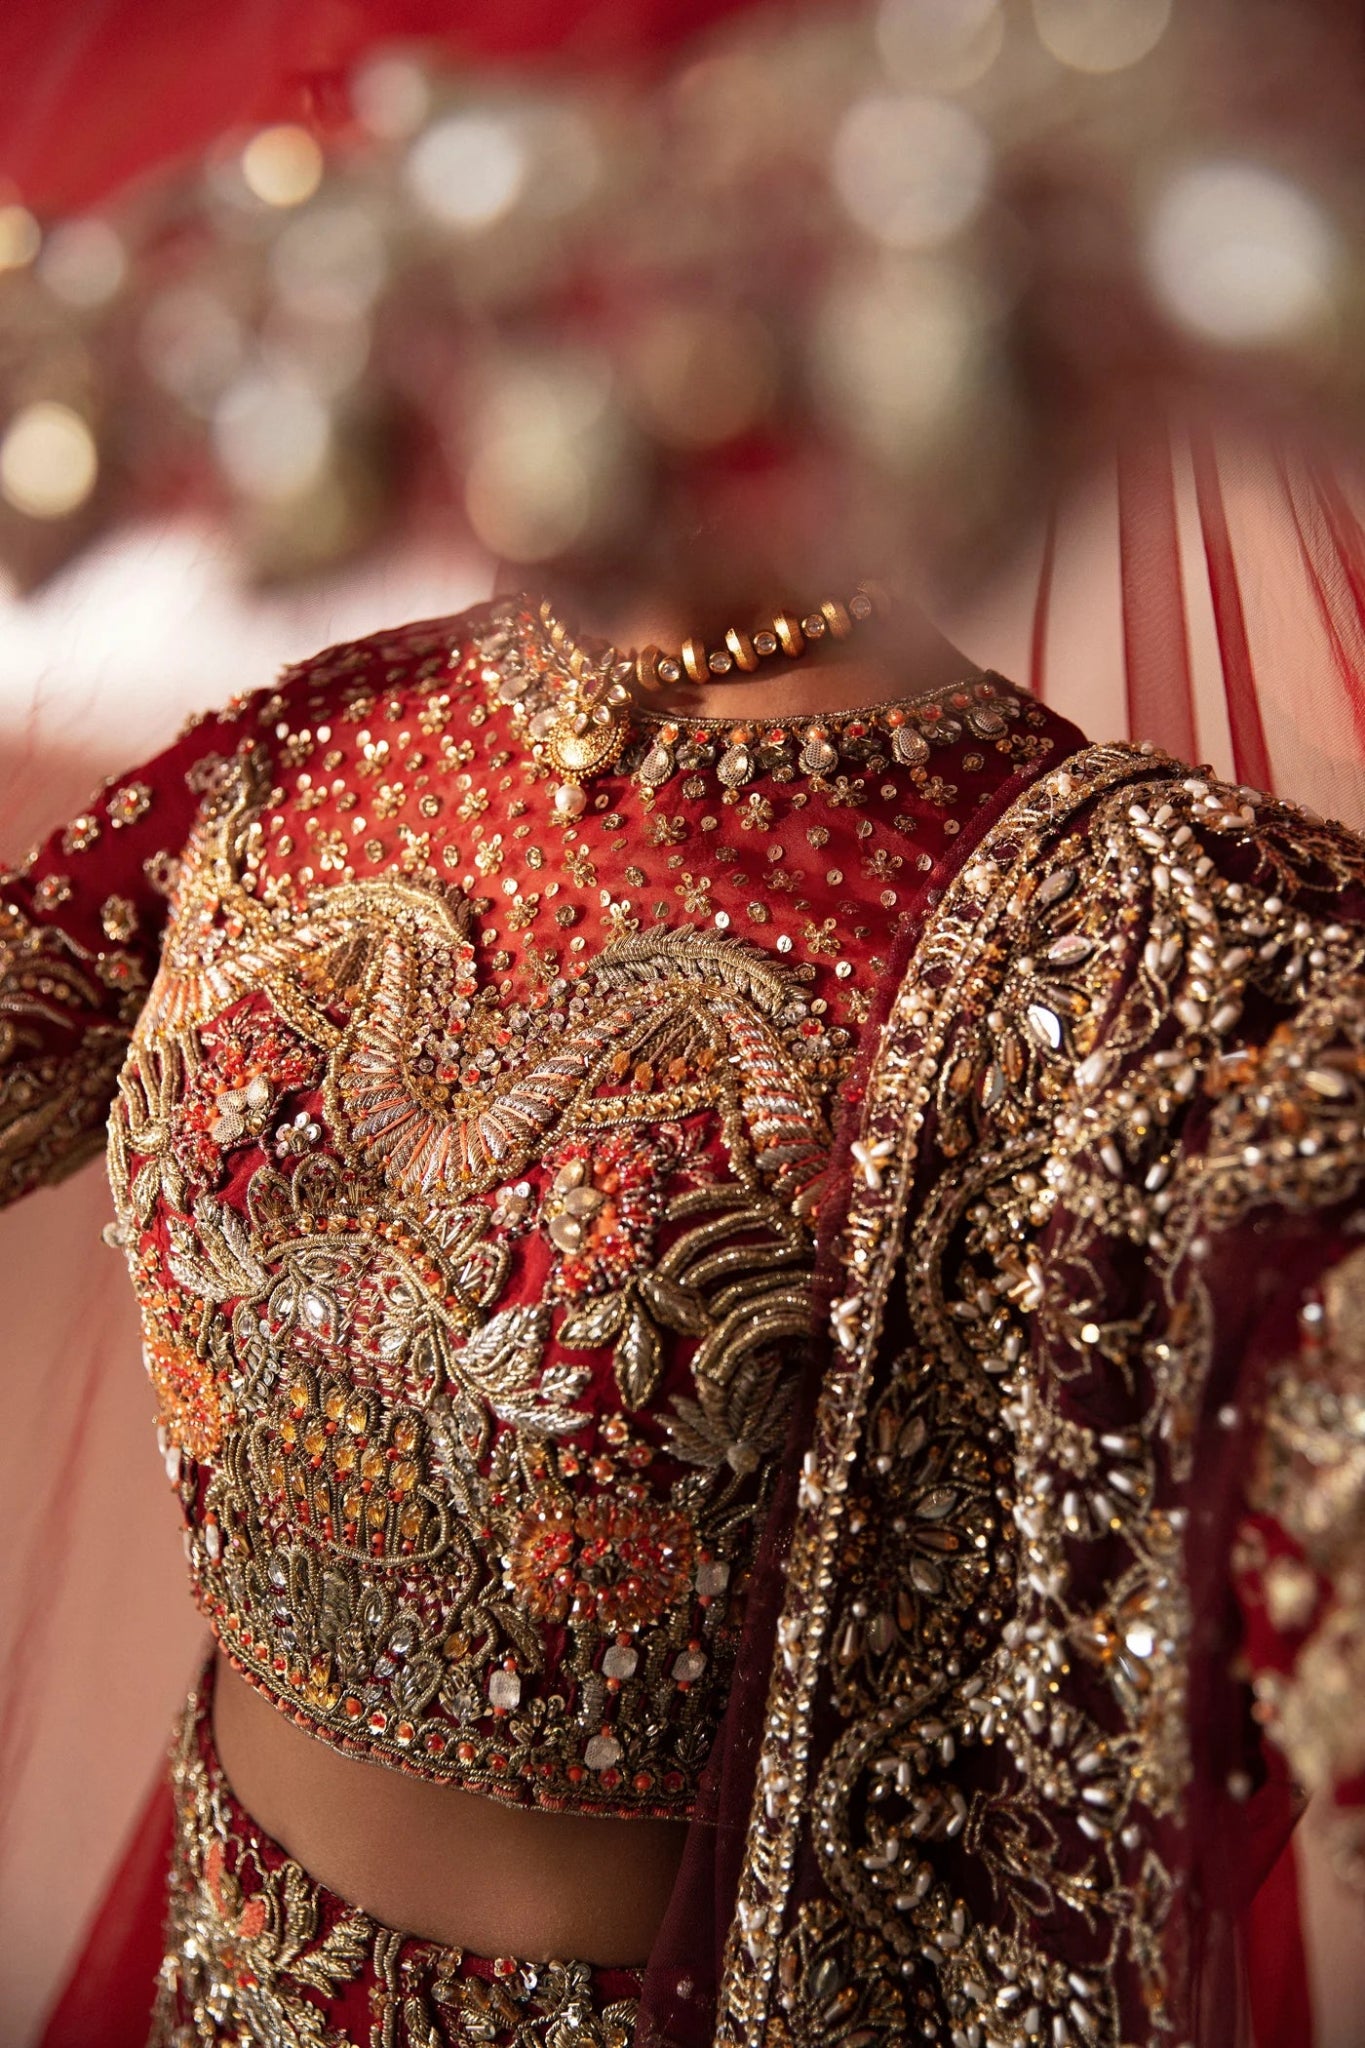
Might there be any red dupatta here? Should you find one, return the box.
[640,731,1365,2048]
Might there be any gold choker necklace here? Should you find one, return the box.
[537,584,887,816]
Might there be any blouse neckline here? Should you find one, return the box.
[481,597,1034,799]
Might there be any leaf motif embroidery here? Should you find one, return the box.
[557,1292,629,1349]
[614,1304,663,1408]
[637,1270,709,1334]
[286,1912,371,1996]
[447,1302,589,1432]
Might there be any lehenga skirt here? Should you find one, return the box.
[41,1662,643,2048]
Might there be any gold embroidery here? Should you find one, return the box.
[718,757,1365,2044]
[33,872,72,911]
[769,1901,905,2046]
[100,892,138,942]
[108,778,153,826]
[1240,1230,1365,1893]
[153,1681,640,2047]
[107,746,837,1811]
[60,812,100,854]
[0,894,141,1201]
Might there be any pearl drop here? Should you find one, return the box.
[553,783,587,817]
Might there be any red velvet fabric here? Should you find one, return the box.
[12,615,1076,2041]
[15,601,1353,2046]
[638,718,1090,2047]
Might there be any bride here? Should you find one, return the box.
[1,5,1364,2046]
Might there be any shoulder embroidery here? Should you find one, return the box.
[0,893,145,1202]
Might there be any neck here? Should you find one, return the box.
[502,575,983,721]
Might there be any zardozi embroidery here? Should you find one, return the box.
[719,754,1365,2045]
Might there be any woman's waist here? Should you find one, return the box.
[209,1648,687,1966]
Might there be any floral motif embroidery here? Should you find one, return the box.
[34,872,73,911]
[506,1495,697,1631]
[106,747,841,1812]
[100,892,139,941]
[108,779,154,826]
[170,1008,319,1184]
[61,812,100,854]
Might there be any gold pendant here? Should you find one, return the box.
[545,701,627,783]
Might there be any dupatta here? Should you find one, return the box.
[642,726,1365,2048]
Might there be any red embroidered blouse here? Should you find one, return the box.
[0,597,1076,1817]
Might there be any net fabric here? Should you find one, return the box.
[1030,421,1365,835]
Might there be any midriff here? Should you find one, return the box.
[211,1651,688,1965]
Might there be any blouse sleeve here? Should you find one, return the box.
[0,687,281,1207]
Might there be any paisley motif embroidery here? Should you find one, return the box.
[108,748,834,1812]
[718,754,1365,2044]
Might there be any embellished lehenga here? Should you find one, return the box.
[3,598,1363,2047]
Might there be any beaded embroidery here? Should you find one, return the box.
[152,1670,642,2048]
[3,599,1363,2035]
[717,753,1365,2045]
[108,751,831,1807]
[87,600,1062,1816]
[0,895,147,1202]
[481,597,1027,800]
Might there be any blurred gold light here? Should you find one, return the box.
[261,317,371,400]
[406,112,527,231]
[519,104,602,221]
[0,203,41,272]
[877,0,1005,93]
[270,205,388,321]
[140,287,245,410]
[815,260,982,462]
[832,94,992,251]
[38,218,127,307]
[1032,0,1171,74]
[1146,162,1338,347]
[0,402,99,519]
[465,433,588,561]
[464,358,612,560]
[213,372,331,500]
[241,125,325,208]
[352,54,432,141]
